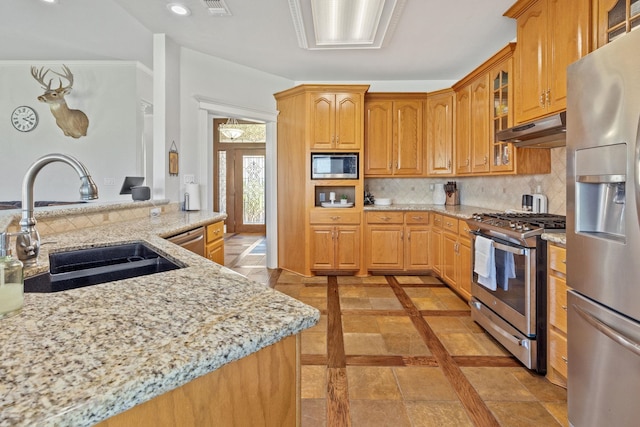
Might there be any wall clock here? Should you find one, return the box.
[11,106,38,132]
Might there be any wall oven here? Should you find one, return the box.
[467,213,566,373]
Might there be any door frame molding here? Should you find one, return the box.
[195,96,278,268]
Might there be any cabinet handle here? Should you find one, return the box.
[330,216,341,221]
[380,216,391,221]
[411,216,423,220]
[546,89,550,106]
[561,356,568,364]
[336,136,339,145]
[395,162,399,169]
[466,158,470,166]
[448,160,452,169]
[562,259,566,264]
[561,305,568,311]
[484,156,488,165]
[539,92,545,107]
[407,231,410,240]
[389,162,392,169]
[401,231,404,240]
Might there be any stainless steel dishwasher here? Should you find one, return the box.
[166,227,205,257]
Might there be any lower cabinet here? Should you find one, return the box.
[439,216,472,301]
[309,210,361,272]
[547,242,569,388]
[365,211,430,272]
[206,221,225,264]
[96,335,300,427]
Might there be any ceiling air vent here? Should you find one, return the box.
[201,0,232,16]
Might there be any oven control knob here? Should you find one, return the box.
[509,221,516,229]
[523,224,531,231]
[515,223,523,230]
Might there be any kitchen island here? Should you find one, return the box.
[0,206,319,426]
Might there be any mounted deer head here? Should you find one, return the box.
[31,65,89,138]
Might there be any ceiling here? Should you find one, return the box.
[110,0,517,82]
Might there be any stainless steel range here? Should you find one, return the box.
[466,212,566,373]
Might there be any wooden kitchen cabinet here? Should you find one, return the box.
[430,214,443,275]
[309,211,361,272]
[426,89,455,176]
[439,216,473,301]
[547,242,569,388]
[505,0,591,124]
[310,91,364,150]
[490,50,516,173]
[454,74,491,175]
[364,94,426,177]
[595,0,640,47]
[206,220,225,265]
[275,84,368,276]
[365,211,430,272]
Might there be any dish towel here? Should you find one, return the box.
[474,236,497,291]
[495,250,516,291]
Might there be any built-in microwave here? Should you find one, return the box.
[311,153,358,179]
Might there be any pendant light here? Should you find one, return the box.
[218,117,244,140]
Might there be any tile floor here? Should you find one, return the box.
[224,233,568,427]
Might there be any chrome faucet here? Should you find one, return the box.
[18,153,98,265]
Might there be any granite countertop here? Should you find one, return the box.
[363,203,494,219]
[0,210,320,427]
[542,232,566,245]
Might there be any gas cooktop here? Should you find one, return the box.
[467,212,566,246]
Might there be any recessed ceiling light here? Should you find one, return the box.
[40,0,58,4]
[167,3,191,16]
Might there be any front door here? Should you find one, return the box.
[214,119,266,234]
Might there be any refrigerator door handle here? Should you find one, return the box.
[573,303,640,357]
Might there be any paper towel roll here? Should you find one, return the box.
[184,183,201,211]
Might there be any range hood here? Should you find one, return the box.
[496,112,566,148]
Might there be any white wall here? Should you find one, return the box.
[0,61,152,203]
[0,0,153,69]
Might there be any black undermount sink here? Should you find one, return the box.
[25,242,183,293]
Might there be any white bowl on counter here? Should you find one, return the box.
[374,198,392,206]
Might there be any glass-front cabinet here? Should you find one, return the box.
[490,54,514,173]
[597,0,640,47]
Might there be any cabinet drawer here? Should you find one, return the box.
[549,275,569,333]
[405,212,429,225]
[310,210,361,224]
[432,214,443,228]
[549,328,568,379]
[458,221,472,243]
[548,244,566,274]
[206,221,224,243]
[366,211,404,224]
[442,216,459,234]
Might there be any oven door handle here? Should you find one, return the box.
[492,241,525,256]
[470,301,529,349]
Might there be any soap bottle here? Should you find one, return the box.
[0,232,24,319]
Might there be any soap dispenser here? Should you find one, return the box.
[0,232,24,318]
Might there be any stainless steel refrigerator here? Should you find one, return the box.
[567,29,640,427]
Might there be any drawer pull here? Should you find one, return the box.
[330,216,341,221]
[411,216,423,220]
[561,356,568,364]
[561,305,568,311]
[380,216,391,221]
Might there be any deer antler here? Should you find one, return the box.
[50,64,74,90]
[30,66,53,91]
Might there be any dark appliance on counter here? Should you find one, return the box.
[311,153,358,179]
[466,212,566,373]
[566,28,640,427]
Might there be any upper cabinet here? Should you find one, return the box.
[364,94,426,177]
[310,91,365,150]
[505,0,591,124]
[426,89,455,176]
[596,0,640,47]
[454,74,491,175]
[490,55,515,173]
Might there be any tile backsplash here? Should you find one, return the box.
[366,147,566,215]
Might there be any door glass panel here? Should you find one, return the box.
[632,0,640,17]
[631,16,640,30]
[242,155,265,225]
[608,0,626,28]
[608,25,627,42]
[218,151,227,214]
